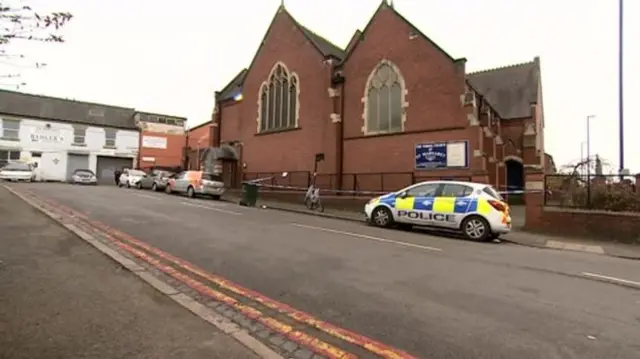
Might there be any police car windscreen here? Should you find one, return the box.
[483,186,503,200]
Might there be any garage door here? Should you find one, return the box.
[66,154,90,181]
[96,156,133,184]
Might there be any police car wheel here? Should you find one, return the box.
[462,216,491,242]
[372,206,393,228]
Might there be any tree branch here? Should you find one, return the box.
[0,1,72,83]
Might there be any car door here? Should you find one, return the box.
[174,172,189,192]
[140,173,153,189]
[432,183,475,229]
[120,169,130,185]
[401,182,442,226]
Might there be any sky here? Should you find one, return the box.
[0,0,637,174]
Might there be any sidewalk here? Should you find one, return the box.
[223,194,640,260]
[0,187,260,359]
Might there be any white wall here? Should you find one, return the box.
[0,117,140,181]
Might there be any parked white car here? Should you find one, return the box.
[118,169,147,188]
[0,162,35,182]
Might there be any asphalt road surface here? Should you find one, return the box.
[12,183,640,359]
[0,185,260,359]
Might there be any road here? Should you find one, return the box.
[0,185,259,359]
[11,183,640,359]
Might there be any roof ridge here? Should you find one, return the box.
[0,88,135,110]
[298,23,345,52]
[467,59,536,75]
[218,68,248,95]
[282,6,345,58]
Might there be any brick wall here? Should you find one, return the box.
[187,122,213,149]
[524,169,640,244]
[138,131,186,168]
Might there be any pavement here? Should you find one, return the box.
[0,186,261,359]
[4,182,640,359]
[229,194,640,260]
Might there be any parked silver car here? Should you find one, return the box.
[137,170,173,191]
[71,169,98,185]
[165,170,225,200]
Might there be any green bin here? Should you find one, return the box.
[240,182,259,207]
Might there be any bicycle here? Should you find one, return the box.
[304,184,324,212]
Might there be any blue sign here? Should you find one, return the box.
[415,141,468,169]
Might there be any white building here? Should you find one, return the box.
[0,90,140,183]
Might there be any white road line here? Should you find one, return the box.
[132,193,162,200]
[181,201,243,216]
[581,272,640,288]
[291,223,442,252]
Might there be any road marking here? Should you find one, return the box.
[181,201,243,215]
[581,272,640,289]
[132,193,162,200]
[110,239,353,358]
[15,188,418,359]
[291,223,442,252]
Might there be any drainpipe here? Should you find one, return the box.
[135,113,142,169]
[337,79,345,191]
[213,91,222,148]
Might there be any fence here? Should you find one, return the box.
[242,171,472,194]
[544,174,639,212]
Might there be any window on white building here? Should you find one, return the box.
[1,119,20,140]
[0,150,21,167]
[258,63,299,133]
[105,128,117,148]
[73,126,86,145]
[363,60,406,135]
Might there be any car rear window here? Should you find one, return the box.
[202,173,223,182]
[440,183,474,197]
[483,186,503,200]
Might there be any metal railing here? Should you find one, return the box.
[241,171,472,194]
[544,174,639,212]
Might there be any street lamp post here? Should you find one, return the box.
[618,0,625,177]
[580,141,585,175]
[586,115,596,177]
[586,115,596,207]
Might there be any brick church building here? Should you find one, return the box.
[203,0,554,194]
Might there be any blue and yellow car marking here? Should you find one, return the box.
[370,194,496,216]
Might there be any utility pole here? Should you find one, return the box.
[618,0,625,177]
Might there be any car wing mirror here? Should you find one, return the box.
[396,191,408,199]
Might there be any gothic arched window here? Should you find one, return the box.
[363,60,406,134]
[258,63,299,132]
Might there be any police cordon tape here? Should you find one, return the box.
[245,177,542,196]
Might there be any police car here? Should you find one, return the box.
[364,180,511,242]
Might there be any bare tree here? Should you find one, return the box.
[1,1,72,86]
